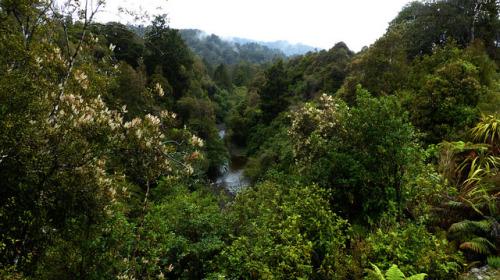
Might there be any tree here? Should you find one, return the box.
[213,63,232,91]
[144,15,193,101]
[289,88,422,223]
[341,29,409,104]
[285,42,354,100]
[401,43,496,143]
[259,59,289,124]
[97,22,144,68]
[0,2,204,277]
[389,0,500,60]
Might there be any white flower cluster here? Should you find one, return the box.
[46,47,63,63]
[52,90,199,197]
[145,114,161,126]
[289,93,347,166]
[74,70,89,89]
[188,134,204,147]
[155,82,164,97]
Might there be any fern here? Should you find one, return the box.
[449,219,498,255]
[365,263,385,280]
[449,220,491,234]
[459,237,496,255]
[385,265,406,280]
[365,264,426,280]
[406,274,427,280]
[442,200,467,209]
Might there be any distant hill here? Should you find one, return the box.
[122,27,319,66]
[229,38,319,57]
[180,29,291,66]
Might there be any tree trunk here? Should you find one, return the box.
[131,182,150,262]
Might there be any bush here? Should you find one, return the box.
[362,222,463,280]
[216,175,351,279]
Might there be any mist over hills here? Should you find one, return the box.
[229,37,319,56]
[179,29,320,66]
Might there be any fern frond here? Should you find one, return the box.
[385,264,406,280]
[442,200,466,209]
[472,237,496,249]
[449,220,490,234]
[407,273,427,280]
[459,237,496,255]
[365,263,385,280]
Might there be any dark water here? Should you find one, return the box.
[215,128,249,193]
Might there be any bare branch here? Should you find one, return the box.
[49,0,104,119]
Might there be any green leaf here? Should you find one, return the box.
[449,220,490,234]
[385,264,406,280]
[459,237,496,255]
[407,273,427,280]
[364,263,385,280]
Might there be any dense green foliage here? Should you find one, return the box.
[363,223,462,279]
[289,88,422,223]
[1,0,500,279]
[214,175,351,279]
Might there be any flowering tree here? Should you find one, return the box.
[0,1,205,277]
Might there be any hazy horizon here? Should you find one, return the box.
[96,0,415,52]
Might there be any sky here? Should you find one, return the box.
[96,0,415,52]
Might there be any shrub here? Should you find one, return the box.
[216,176,351,279]
[363,222,463,280]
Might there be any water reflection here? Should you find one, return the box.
[215,127,249,194]
[216,154,249,193]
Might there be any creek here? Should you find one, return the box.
[215,124,249,194]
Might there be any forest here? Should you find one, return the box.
[178,29,286,66]
[1,0,500,279]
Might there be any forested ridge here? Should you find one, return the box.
[178,29,318,67]
[179,29,287,66]
[1,0,500,279]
